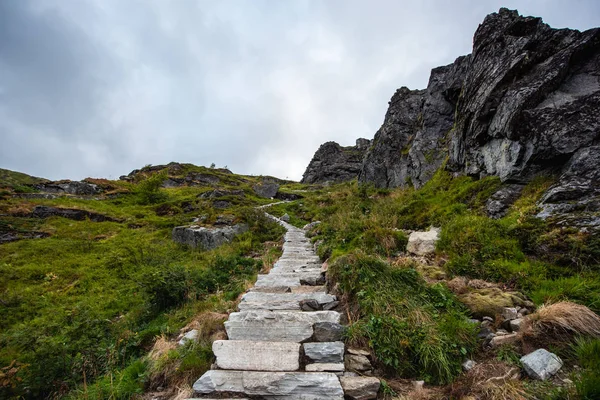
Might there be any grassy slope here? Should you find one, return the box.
[274,171,600,397]
[2,165,599,398]
[0,166,288,399]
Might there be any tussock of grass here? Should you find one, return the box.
[522,302,600,340]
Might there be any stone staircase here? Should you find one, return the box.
[190,217,365,399]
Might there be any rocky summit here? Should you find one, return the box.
[304,8,600,229]
[301,138,371,184]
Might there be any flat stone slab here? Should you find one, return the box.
[193,370,344,399]
[304,342,345,363]
[255,275,301,288]
[213,340,300,371]
[238,292,336,311]
[305,363,345,372]
[225,310,341,342]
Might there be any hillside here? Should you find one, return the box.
[0,164,298,398]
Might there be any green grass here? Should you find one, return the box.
[330,252,476,384]
[0,167,288,399]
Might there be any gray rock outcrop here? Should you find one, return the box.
[306,8,600,228]
[35,181,102,196]
[31,205,118,222]
[301,139,371,184]
[253,180,280,198]
[172,223,248,249]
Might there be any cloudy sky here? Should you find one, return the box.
[1,0,598,181]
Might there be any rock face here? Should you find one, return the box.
[172,224,248,249]
[301,139,371,184]
[35,181,102,196]
[31,206,118,222]
[306,8,600,228]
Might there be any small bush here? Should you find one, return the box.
[142,265,189,311]
[135,172,168,205]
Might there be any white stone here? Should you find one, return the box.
[462,359,477,371]
[303,342,345,363]
[213,340,300,371]
[305,363,345,372]
[225,310,341,342]
[520,349,563,380]
[406,227,440,255]
[178,329,198,346]
[193,370,344,399]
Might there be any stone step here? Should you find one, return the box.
[238,292,336,311]
[213,340,300,371]
[255,275,301,288]
[193,370,344,399]
[225,310,341,342]
[304,341,345,363]
[305,363,345,372]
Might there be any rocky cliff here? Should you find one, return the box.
[301,138,371,184]
[305,8,600,228]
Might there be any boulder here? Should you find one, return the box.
[303,342,344,364]
[406,228,440,255]
[178,329,198,346]
[313,322,345,342]
[172,224,248,250]
[520,349,563,380]
[339,376,380,400]
[253,181,279,198]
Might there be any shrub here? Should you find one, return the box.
[142,265,189,311]
[135,172,168,205]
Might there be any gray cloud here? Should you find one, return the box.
[1,0,598,180]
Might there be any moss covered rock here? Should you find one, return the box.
[458,287,527,318]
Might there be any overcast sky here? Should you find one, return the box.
[1,1,598,181]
